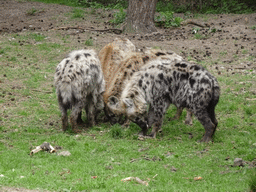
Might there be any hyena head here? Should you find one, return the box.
[107,78,148,123]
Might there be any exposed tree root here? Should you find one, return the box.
[53,26,123,34]
[181,20,210,28]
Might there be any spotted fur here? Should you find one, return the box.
[109,59,220,142]
[54,49,105,132]
[104,45,184,124]
[99,38,136,89]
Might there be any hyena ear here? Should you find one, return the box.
[108,96,119,110]
[123,98,134,108]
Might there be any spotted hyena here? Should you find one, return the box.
[108,58,220,142]
[99,38,136,123]
[54,49,105,132]
[104,46,186,125]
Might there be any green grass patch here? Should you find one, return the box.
[26,7,38,15]
[194,33,205,39]
[219,51,228,56]
[242,49,248,54]
[71,8,85,19]
[155,11,184,28]
[110,8,126,25]
[85,38,93,46]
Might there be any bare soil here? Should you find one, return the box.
[0,0,256,191]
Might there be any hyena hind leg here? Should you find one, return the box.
[207,105,218,135]
[70,102,83,133]
[195,110,216,143]
[59,104,68,131]
[86,102,96,127]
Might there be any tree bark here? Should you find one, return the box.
[124,0,158,34]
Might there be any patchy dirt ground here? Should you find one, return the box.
[0,0,256,191]
[1,0,256,65]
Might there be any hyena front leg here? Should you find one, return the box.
[184,109,193,125]
[134,117,148,136]
[147,105,159,137]
[148,121,163,138]
[70,102,83,133]
[148,99,170,138]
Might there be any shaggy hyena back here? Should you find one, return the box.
[54,49,105,132]
[99,38,136,88]
[111,59,220,142]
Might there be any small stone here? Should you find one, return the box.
[188,133,193,139]
[105,165,113,170]
[138,136,144,141]
[171,166,177,172]
[58,151,71,156]
[233,158,243,167]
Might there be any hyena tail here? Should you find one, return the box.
[207,80,220,129]
[212,80,220,108]
[58,76,73,105]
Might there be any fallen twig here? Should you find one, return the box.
[31,89,52,94]
[246,98,256,101]
[181,20,210,28]
[121,177,148,186]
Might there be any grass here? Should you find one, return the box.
[71,8,85,19]
[85,38,93,46]
[110,8,126,25]
[219,51,228,56]
[155,11,184,28]
[242,49,249,54]
[26,7,38,15]
[194,33,208,40]
[0,12,256,192]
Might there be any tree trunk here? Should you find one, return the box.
[124,0,158,34]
